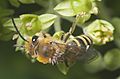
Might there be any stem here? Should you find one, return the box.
[54,16,61,32]
[60,16,82,27]
[69,14,80,34]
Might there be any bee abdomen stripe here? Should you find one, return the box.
[80,35,92,45]
[76,36,88,46]
[72,39,81,47]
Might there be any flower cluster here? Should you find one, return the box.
[84,20,114,45]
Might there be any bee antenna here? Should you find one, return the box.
[11,18,29,42]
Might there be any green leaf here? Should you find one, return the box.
[3,18,21,31]
[57,62,69,75]
[38,14,57,30]
[19,0,35,4]
[9,0,20,7]
[54,0,92,16]
[104,49,120,71]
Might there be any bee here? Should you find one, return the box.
[24,32,66,64]
[12,16,98,66]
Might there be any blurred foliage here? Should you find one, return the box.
[0,0,120,79]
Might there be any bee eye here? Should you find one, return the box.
[32,35,39,43]
[49,41,53,44]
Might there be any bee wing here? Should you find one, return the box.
[79,46,100,63]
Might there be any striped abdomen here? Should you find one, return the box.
[66,35,93,49]
[60,35,93,66]
[74,35,93,49]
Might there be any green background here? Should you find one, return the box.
[0,0,120,79]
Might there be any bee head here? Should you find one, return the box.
[32,35,39,42]
[30,32,51,45]
[25,32,52,60]
[12,18,54,64]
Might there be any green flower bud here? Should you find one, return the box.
[117,76,120,79]
[19,14,57,36]
[84,53,105,73]
[54,0,92,16]
[84,19,114,45]
[20,14,41,36]
[53,31,64,39]
[104,49,120,71]
[71,0,92,14]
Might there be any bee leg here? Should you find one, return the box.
[35,50,38,56]
[51,58,57,65]
[32,50,38,58]
[64,59,69,67]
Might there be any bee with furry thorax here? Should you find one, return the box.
[24,32,66,64]
[12,15,97,66]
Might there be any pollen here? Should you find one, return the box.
[37,55,49,64]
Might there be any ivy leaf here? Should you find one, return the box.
[104,49,120,71]
[38,14,57,30]
[19,0,35,4]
